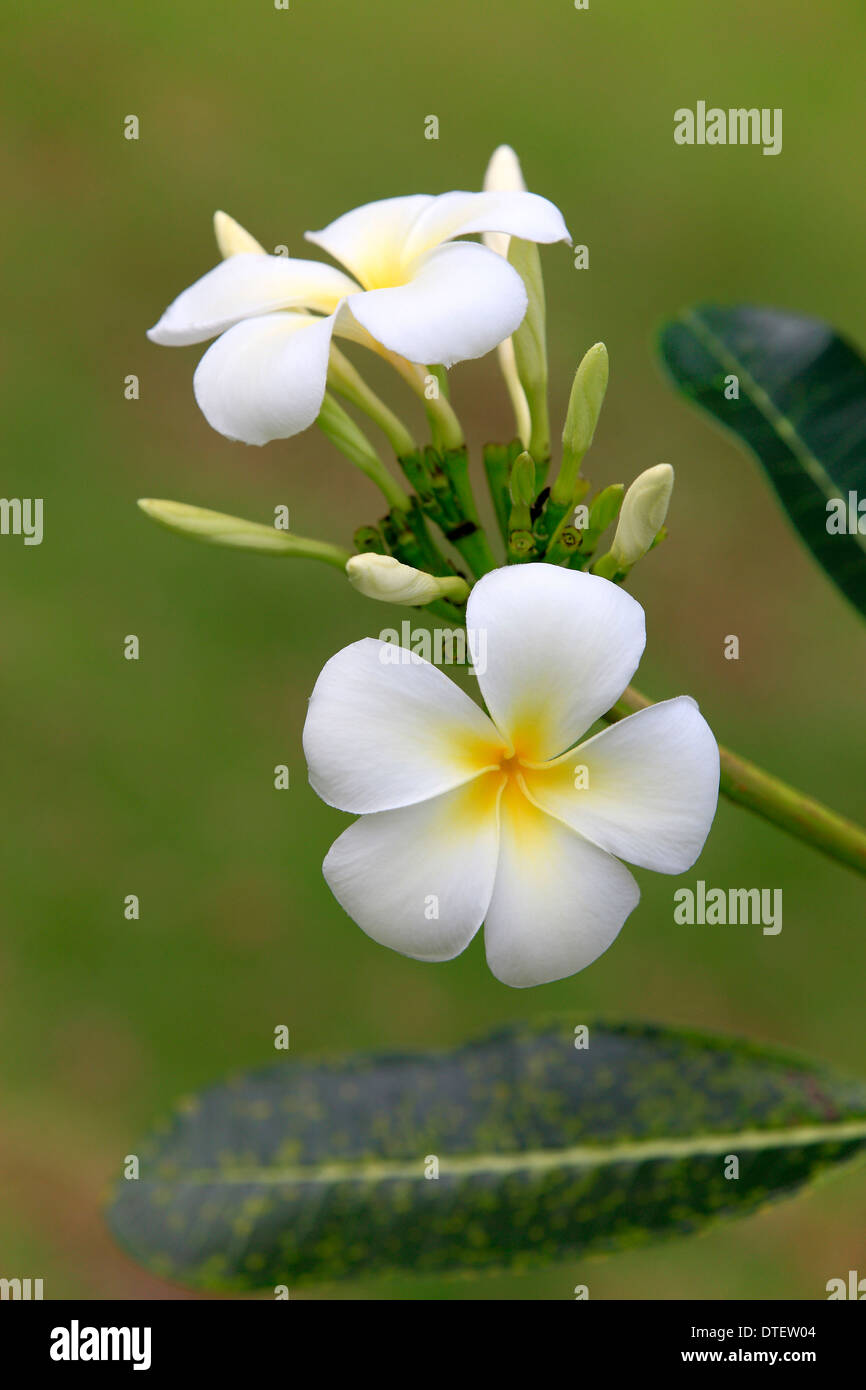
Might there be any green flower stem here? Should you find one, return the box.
[424,592,468,623]
[317,394,412,514]
[398,446,497,580]
[604,686,866,878]
[545,482,625,568]
[439,447,482,529]
[380,506,452,581]
[507,450,540,562]
[403,498,463,577]
[427,602,465,622]
[535,478,590,553]
[483,440,523,546]
[328,346,416,459]
[591,550,626,581]
[385,352,466,451]
[437,448,498,576]
[454,529,498,578]
[550,446,586,507]
[544,521,584,566]
[353,524,387,555]
[592,530,666,582]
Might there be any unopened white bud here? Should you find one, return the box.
[346,554,469,606]
[610,464,674,567]
[484,144,526,193]
[482,146,526,258]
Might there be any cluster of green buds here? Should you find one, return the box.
[140,240,674,624]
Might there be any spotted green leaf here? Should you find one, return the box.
[658,304,866,618]
[108,1020,866,1291]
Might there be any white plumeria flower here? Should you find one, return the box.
[303,565,720,988]
[147,189,570,446]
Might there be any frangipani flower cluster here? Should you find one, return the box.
[148,180,569,446]
[142,146,731,989]
[303,565,720,987]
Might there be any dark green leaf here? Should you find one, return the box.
[658,304,866,616]
[108,1019,866,1291]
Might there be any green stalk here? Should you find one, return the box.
[483,440,523,546]
[398,446,497,580]
[547,482,624,567]
[535,477,590,553]
[604,687,866,878]
[384,353,465,451]
[317,394,412,514]
[403,498,463,577]
[353,524,387,555]
[327,346,416,459]
[437,447,498,576]
[507,450,540,563]
[380,508,446,581]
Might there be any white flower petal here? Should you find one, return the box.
[484,783,640,987]
[403,189,570,263]
[147,254,358,346]
[305,195,434,289]
[523,697,720,873]
[213,211,265,258]
[323,774,503,961]
[192,311,335,445]
[467,565,646,762]
[347,242,528,368]
[303,637,505,814]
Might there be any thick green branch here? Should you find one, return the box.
[604,686,866,878]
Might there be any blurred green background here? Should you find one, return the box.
[1,0,864,1299]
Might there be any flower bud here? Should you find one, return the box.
[508,236,549,462]
[588,481,625,536]
[610,464,674,567]
[509,450,536,509]
[139,498,295,552]
[482,146,526,257]
[550,344,609,507]
[565,344,608,456]
[481,147,539,451]
[213,211,265,258]
[346,553,469,606]
[137,499,350,570]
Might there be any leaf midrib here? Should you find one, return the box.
[153,1118,866,1187]
[681,308,866,561]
